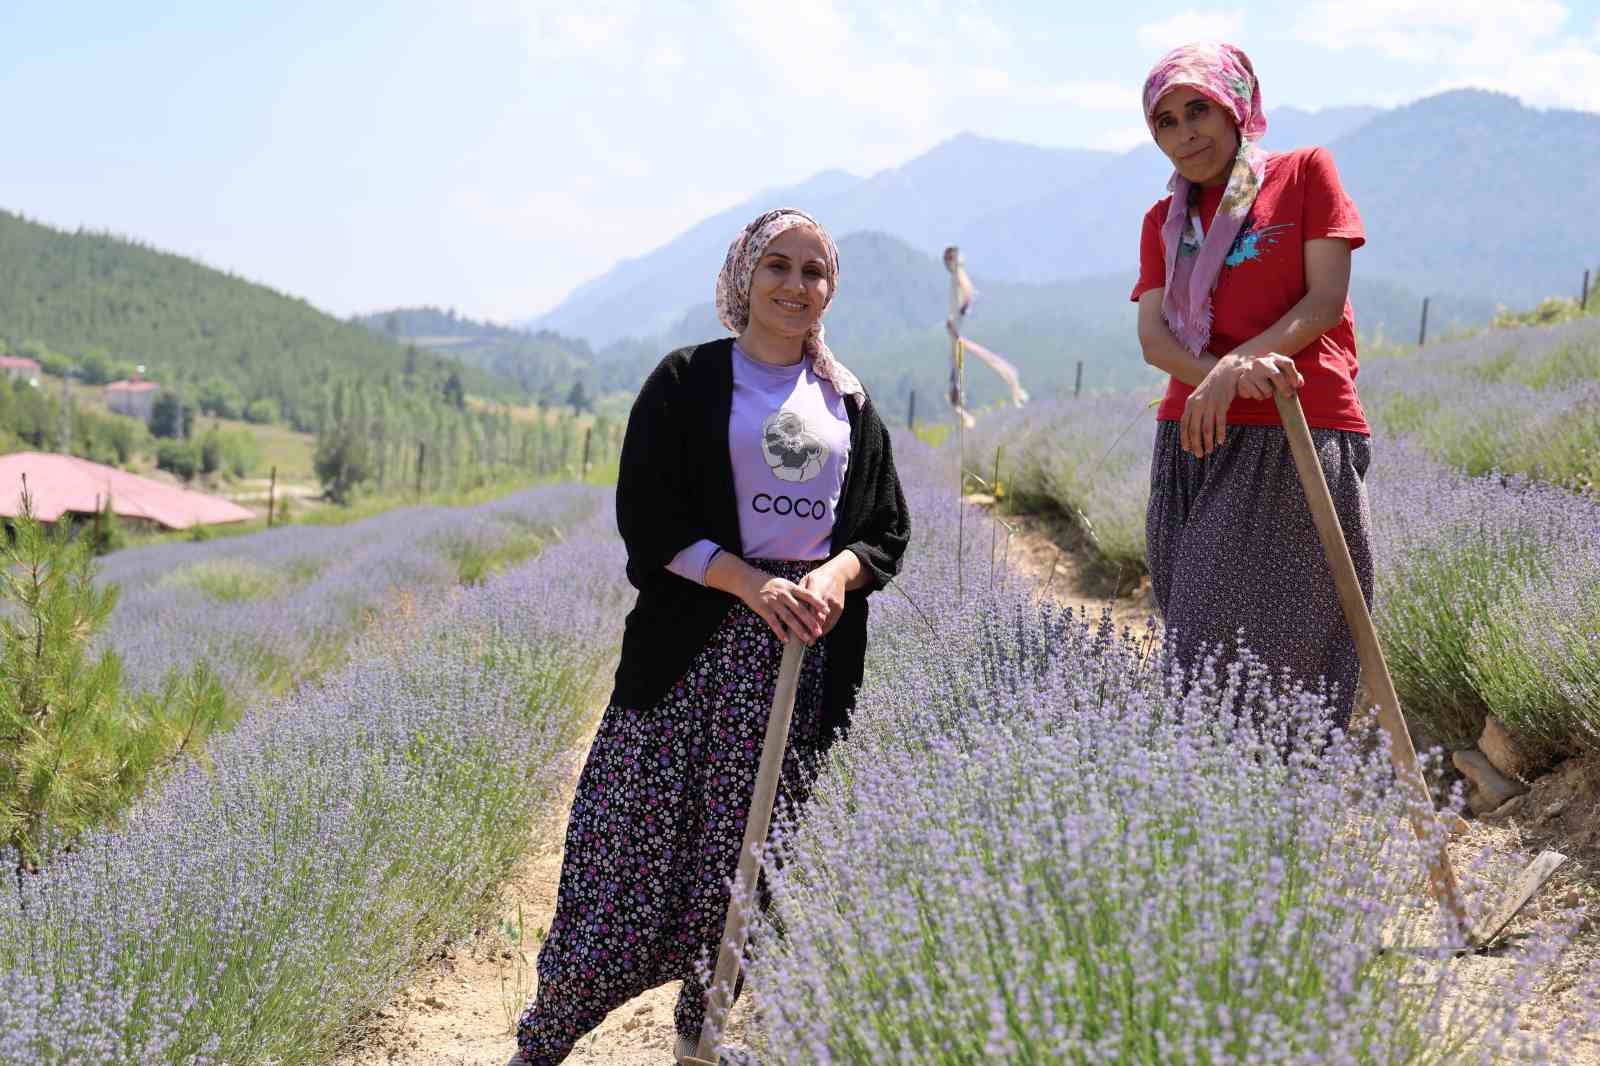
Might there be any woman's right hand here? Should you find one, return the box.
[740,572,827,645]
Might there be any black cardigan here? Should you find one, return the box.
[610,338,910,745]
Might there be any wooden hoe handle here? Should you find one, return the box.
[686,638,808,1066]
[1272,390,1470,935]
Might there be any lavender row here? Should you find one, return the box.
[745,440,1592,1063]
[1360,315,1600,490]
[99,483,605,701]
[0,512,630,1065]
[963,388,1600,751]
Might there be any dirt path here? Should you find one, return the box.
[335,728,748,1066]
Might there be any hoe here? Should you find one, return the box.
[681,639,807,1066]
[1274,388,1564,951]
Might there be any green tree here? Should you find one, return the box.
[156,440,199,480]
[149,391,184,439]
[1,487,235,874]
[443,369,466,410]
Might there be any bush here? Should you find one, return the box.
[156,440,199,480]
[242,397,279,424]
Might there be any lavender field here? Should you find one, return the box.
[0,486,629,1063]
[3,362,1596,1062]
[963,315,1600,754]
[741,437,1595,1064]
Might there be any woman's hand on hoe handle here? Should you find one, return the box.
[1180,352,1303,458]
[1235,352,1303,402]
[796,550,867,638]
[705,551,826,645]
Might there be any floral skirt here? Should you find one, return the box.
[1145,421,1374,728]
[516,560,830,1064]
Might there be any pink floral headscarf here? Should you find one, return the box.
[1142,42,1270,355]
[715,208,864,403]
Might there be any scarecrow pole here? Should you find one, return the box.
[945,247,971,605]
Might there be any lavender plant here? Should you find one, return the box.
[745,445,1589,1064]
[98,483,603,702]
[963,392,1160,580]
[0,505,629,1065]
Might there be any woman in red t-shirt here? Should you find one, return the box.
[1131,41,1373,727]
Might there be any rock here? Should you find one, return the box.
[1484,793,1529,820]
[1478,717,1555,782]
[1452,749,1528,815]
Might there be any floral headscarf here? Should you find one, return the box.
[715,208,864,403]
[1142,42,1269,355]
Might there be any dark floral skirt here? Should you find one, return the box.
[1146,421,1374,727]
[516,559,829,1065]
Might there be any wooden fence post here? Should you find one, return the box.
[581,425,592,480]
[1582,269,1591,311]
[267,466,277,528]
[1417,297,1430,347]
[1074,361,1084,398]
[907,389,917,432]
[415,442,426,499]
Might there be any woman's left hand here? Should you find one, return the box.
[1180,356,1244,458]
[798,561,849,637]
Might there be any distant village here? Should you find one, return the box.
[1,351,253,534]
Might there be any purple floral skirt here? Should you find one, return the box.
[1146,421,1373,727]
[516,560,829,1064]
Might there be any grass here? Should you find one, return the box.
[161,558,310,602]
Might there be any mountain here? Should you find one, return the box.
[954,104,1383,284]
[355,306,594,402]
[1331,90,1600,308]
[0,210,512,431]
[538,91,1600,348]
[587,230,1495,416]
[531,135,1116,346]
[533,169,862,345]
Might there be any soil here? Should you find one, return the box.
[333,729,750,1066]
[338,509,1599,1065]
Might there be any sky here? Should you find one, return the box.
[3,1,1599,325]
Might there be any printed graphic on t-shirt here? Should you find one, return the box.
[761,409,828,483]
[1224,219,1294,268]
[1180,217,1295,266]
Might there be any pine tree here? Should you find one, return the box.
[0,485,232,875]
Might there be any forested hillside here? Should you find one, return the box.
[354,307,595,404]
[0,210,513,432]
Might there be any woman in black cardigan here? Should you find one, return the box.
[514,208,909,1065]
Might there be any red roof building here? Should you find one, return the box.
[0,355,42,380]
[105,375,162,422]
[0,452,253,530]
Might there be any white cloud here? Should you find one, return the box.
[1135,8,1247,52]
[1292,0,1600,110]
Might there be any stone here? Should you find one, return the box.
[1452,749,1529,815]
[1478,716,1555,782]
[1484,793,1529,820]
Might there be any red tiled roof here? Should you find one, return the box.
[0,452,254,530]
[0,356,41,371]
[106,379,161,392]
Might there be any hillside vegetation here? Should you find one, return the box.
[0,209,513,432]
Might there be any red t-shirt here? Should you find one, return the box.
[1130,146,1369,433]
